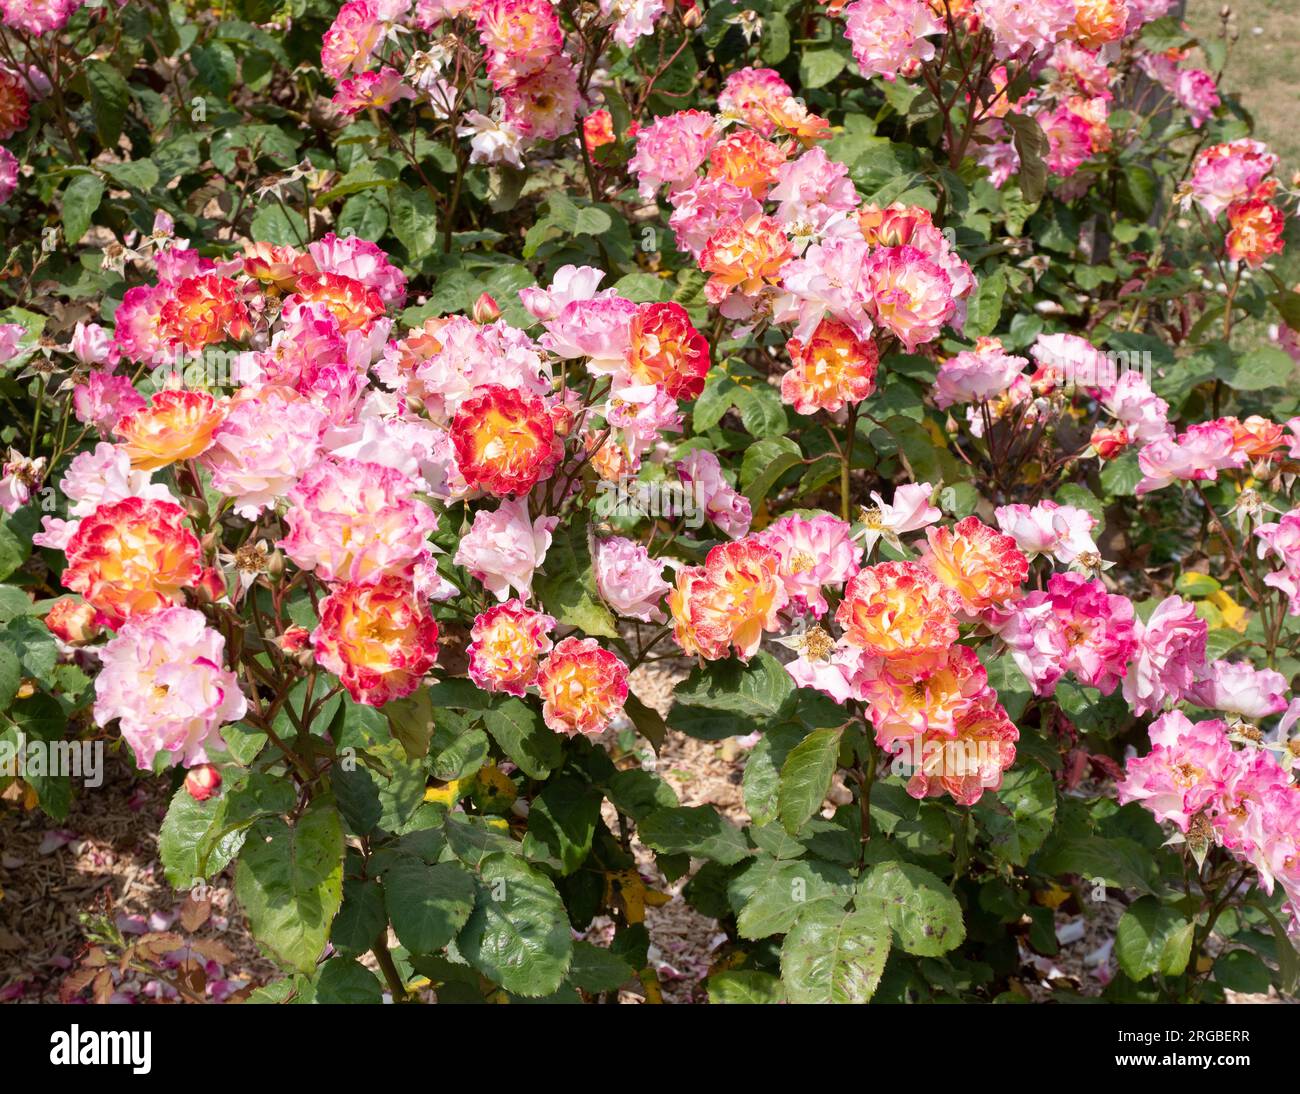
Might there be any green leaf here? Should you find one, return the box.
[0,517,28,581]
[384,859,478,955]
[692,369,739,431]
[1099,451,1142,497]
[249,203,306,247]
[733,383,788,438]
[778,726,843,835]
[428,718,490,782]
[707,970,786,1003]
[333,763,382,836]
[316,956,384,1003]
[62,174,104,245]
[1004,113,1048,204]
[0,644,19,710]
[1117,164,1157,221]
[85,60,131,149]
[331,876,387,957]
[740,436,802,506]
[742,723,805,827]
[605,768,678,821]
[1219,346,1295,392]
[799,48,846,90]
[101,159,160,192]
[637,805,751,865]
[158,783,251,889]
[481,697,563,780]
[387,184,439,264]
[858,861,965,957]
[973,764,1056,866]
[1213,950,1272,994]
[1268,289,1300,329]
[1037,833,1160,896]
[2,616,58,678]
[1175,572,1221,598]
[521,775,601,875]
[443,812,519,867]
[1115,897,1194,980]
[535,519,618,639]
[191,42,238,98]
[457,852,573,997]
[383,688,435,760]
[780,900,891,1004]
[234,800,345,974]
[669,651,796,742]
[734,857,853,939]
[623,691,667,753]
[567,941,635,993]
[963,268,1007,339]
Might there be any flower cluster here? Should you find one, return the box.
[317,0,668,168]
[1119,708,1300,923]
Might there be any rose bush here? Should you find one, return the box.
[1,0,1300,1004]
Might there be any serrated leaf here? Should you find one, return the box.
[521,775,601,875]
[778,726,843,835]
[858,860,965,957]
[85,60,130,149]
[235,801,345,974]
[780,900,891,1003]
[481,697,563,780]
[384,859,478,955]
[637,805,751,865]
[61,174,104,244]
[567,941,635,993]
[1115,897,1194,980]
[315,956,384,1003]
[707,970,786,1003]
[457,852,572,997]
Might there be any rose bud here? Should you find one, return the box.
[193,566,227,603]
[472,292,501,324]
[549,403,576,437]
[184,764,222,802]
[279,624,311,652]
[44,598,101,646]
[1089,425,1130,461]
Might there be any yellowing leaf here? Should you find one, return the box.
[424,778,463,806]
[1033,883,1071,909]
[603,869,670,925]
[1207,589,1247,632]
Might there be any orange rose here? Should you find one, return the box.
[62,497,201,627]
